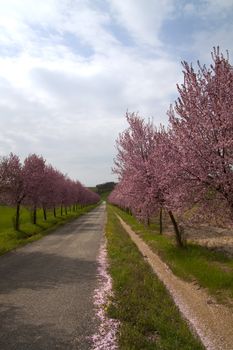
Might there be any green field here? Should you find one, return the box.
[0,204,98,255]
[112,205,233,304]
[106,205,204,349]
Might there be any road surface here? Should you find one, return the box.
[0,204,105,350]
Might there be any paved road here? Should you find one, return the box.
[0,204,105,350]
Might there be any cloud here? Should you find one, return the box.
[192,24,233,62]
[0,0,232,185]
[107,0,174,47]
[182,0,233,62]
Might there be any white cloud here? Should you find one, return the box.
[108,0,174,47]
[186,0,233,62]
[0,0,231,185]
[205,0,233,14]
[192,24,233,62]
[182,0,233,18]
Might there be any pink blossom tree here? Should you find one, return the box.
[40,165,60,220]
[168,47,233,224]
[23,154,46,225]
[0,152,100,229]
[112,112,159,225]
[150,128,186,245]
[78,184,100,207]
[110,113,189,246]
[0,153,25,230]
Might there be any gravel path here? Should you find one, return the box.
[0,204,106,350]
[117,214,233,350]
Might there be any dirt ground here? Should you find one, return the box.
[164,221,233,257]
[159,210,233,256]
[186,224,233,256]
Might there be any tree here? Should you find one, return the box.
[0,152,100,230]
[23,154,46,225]
[168,47,233,224]
[112,112,159,225]
[110,114,185,246]
[0,153,25,230]
[40,165,59,220]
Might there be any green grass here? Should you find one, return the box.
[106,205,204,350]
[112,205,233,304]
[99,191,111,201]
[0,204,99,255]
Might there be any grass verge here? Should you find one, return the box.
[106,205,204,350]
[112,205,233,304]
[0,203,99,255]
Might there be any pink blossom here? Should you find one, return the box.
[92,240,119,350]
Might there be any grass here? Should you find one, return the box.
[0,203,99,255]
[99,191,111,201]
[106,205,204,350]
[112,205,233,304]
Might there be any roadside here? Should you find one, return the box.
[105,206,204,349]
[113,205,233,305]
[0,203,99,255]
[116,212,233,350]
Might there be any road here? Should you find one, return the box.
[0,204,105,350]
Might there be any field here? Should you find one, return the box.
[0,204,98,255]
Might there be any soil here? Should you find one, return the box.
[165,221,233,257]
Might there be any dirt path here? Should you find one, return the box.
[0,204,105,350]
[117,215,233,350]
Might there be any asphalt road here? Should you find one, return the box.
[0,203,106,350]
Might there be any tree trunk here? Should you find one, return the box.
[65,207,67,215]
[53,207,56,217]
[159,207,163,234]
[33,206,37,225]
[15,202,21,231]
[61,205,63,216]
[168,210,183,247]
[43,207,47,221]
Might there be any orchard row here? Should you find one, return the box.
[0,153,100,230]
[109,48,233,247]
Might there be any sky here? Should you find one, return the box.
[0,0,232,186]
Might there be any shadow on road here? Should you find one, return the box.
[0,251,98,294]
[0,303,89,350]
[0,204,105,349]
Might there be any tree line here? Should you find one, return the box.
[109,48,233,247]
[0,153,100,230]
[96,182,116,195]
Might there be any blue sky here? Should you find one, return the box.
[0,0,232,185]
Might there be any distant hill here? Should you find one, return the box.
[89,182,117,201]
[96,182,116,194]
